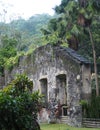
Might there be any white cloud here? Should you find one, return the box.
[0,0,61,22]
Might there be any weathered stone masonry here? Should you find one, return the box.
[3,44,91,127]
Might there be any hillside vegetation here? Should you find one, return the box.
[0,14,52,51]
[0,14,53,75]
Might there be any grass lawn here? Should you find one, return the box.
[40,123,100,130]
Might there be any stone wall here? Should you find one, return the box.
[4,44,91,127]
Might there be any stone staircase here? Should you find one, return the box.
[61,116,68,124]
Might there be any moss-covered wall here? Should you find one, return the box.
[4,44,91,127]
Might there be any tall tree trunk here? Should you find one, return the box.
[88,27,99,96]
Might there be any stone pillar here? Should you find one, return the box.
[67,73,82,127]
[82,64,91,100]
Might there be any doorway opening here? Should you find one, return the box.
[62,106,68,116]
[56,74,67,105]
[40,78,48,104]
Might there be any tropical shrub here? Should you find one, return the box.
[0,74,42,130]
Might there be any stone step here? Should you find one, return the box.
[82,119,100,128]
[61,116,68,124]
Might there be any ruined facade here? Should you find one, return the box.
[1,44,91,127]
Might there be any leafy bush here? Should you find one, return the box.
[0,74,42,130]
[81,75,100,118]
[81,96,100,118]
[4,53,24,72]
[87,96,100,118]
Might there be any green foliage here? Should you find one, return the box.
[41,0,100,63]
[80,100,88,107]
[81,74,100,118]
[87,96,100,118]
[80,96,100,118]
[61,42,68,48]
[0,74,41,130]
[0,57,4,76]
[1,35,18,48]
[0,14,53,76]
[0,36,18,75]
[4,53,24,72]
[80,75,100,118]
[0,14,52,51]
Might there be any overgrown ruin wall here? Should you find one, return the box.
[4,44,91,127]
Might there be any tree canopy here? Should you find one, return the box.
[42,0,100,62]
[0,14,53,75]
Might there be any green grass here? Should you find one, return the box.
[40,124,100,130]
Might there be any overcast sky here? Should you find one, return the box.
[0,0,61,22]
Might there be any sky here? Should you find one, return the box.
[0,0,61,22]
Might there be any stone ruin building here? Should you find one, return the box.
[0,44,91,127]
